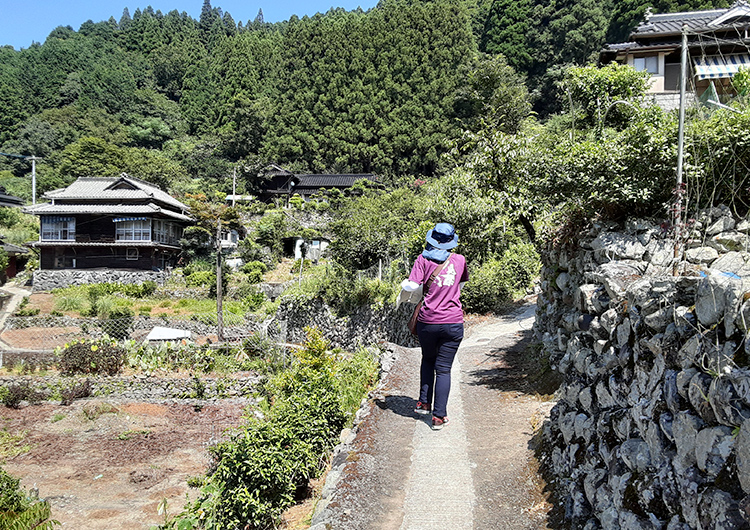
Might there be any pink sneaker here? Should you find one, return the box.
[414,401,431,415]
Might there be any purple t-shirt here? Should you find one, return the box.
[408,253,469,324]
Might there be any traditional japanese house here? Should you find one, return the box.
[601,1,750,109]
[25,174,191,271]
[254,164,380,203]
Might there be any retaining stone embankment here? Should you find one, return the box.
[33,269,169,292]
[277,296,418,351]
[536,206,750,528]
[0,373,261,402]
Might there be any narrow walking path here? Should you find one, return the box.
[311,302,556,530]
[400,355,474,530]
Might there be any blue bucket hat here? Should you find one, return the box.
[425,223,458,250]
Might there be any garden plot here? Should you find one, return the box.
[1,398,246,529]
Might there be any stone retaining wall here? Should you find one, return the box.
[33,269,169,292]
[0,373,261,402]
[277,296,418,350]
[536,207,750,528]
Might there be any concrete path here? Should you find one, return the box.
[0,283,31,331]
[0,283,32,362]
[400,353,474,530]
[311,302,555,530]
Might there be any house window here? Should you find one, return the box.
[153,220,181,245]
[116,219,151,241]
[126,248,139,260]
[41,217,75,241]
[634,56,659,74]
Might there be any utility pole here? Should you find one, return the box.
[27,156,40,205]
[216,217,224,343]
[673,26,688,276]
[0,152,40,204]
[232,166,237,207]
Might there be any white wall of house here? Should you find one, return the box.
[220,229,240,250]
[292,237,328,261]
[626,52,670,93]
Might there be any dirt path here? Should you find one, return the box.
[2,399,247,528]
[311,302,557,529]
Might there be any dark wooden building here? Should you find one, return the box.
[255,164,379,203]
[25,175,191,271]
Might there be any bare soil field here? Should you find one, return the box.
[2,398,247,529]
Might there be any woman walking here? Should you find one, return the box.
[402,222,468,430]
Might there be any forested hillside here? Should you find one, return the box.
[0,0,731,199]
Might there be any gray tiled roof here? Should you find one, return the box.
[0,191,24,208]
[294,174,377,188]
[604,2,750,56]
[633,9,726,36]
[604,40,682,53]
[44,175,189,212]
[1,241,27,254]
[23,202,192,222]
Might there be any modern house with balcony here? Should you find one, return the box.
[24,174,191,272]
[601,1,750,109]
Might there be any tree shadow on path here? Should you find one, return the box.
[465,326,561,398]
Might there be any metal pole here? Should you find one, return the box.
[30,157,37,205]
[676,27,687,196]
[673,26,688,276]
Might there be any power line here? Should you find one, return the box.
[0,151,28,159]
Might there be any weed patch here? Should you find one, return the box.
[0,429,31,461]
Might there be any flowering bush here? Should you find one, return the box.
[56,337,127,376]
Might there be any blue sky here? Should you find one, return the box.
[1,0,380,50]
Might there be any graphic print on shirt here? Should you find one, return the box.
[437,263,457,287]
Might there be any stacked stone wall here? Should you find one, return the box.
[536,206,750,528]
[277,296,418,351]
[33,269,169,292]
[0,373,260,402]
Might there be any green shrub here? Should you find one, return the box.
[57,338,127,376]
[183,258,214,276]
[85,282,157,303]
[0,466,59,530]
[241,261,267,284]
[286,264,398,316]
[235,284,266,311]
[0,468,27,513]
[100,306,134,340]
[128,281,157,297]
[172,328,377,529]
[55,292,86,312]
[185,270,214,287]
[462,242,540,314]
[290,258,312,274]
